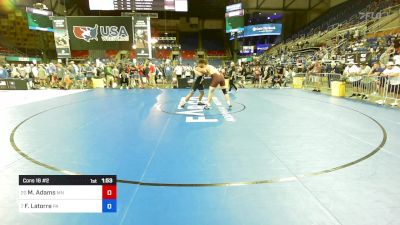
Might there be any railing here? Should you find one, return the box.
[297,72,342,91]
[298,73,399,107]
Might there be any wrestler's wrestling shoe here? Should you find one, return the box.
[178,101,186,109]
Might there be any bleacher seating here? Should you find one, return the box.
[207,50,226,57]
[270,0,400,55]
[180,32,198,50]
[208,59,222,67]
[285,0,400,43]
[181,59,196,66]
[181,50,196,60]
[0,45,16,55]
[295,0,371,39]
[71,50,89,59]
[202,30,224,51]
[105,50,118,58]
[155,50,171,59]
[0,9,55,58]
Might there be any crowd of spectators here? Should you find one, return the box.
[0,60,203,90]
[0,0,399,99]
[230,29,400,101]
[0,32,398,94]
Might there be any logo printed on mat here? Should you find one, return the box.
[177,97,235,123]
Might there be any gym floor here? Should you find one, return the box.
[1,88,400,225]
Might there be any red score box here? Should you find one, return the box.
[102,185,117,199]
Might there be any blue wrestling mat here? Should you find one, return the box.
[1,89,400,225]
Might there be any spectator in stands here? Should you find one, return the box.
[100,71,106,87]
[0,65,9,78]
[17,64,26,78]
[63,70,73,90]
[308,61,322,92]
[23,64,31,79]
[68,61,79,82]
[359,63,372,100]
[127,64,135,88]
[380,48,392,66]
[84,63,94,88]
[56,63,65,88]
[164,64,173,87]
[264,65,275,88]
[359,62,372,76]
[49,63,58,88]
[155,65,164,85]
[283,66,295,87]
[325,61,337,87]
[117,63,124,75]
[31,64,38,83]
[244,65,252,79]
[253,65,261,88]
[260,65,269,88]
[296,60,305,73]
[138,63,145,89]
[184,65,192,78]
[47,63,56,78]
[382,61,400,106]
[174,63,183,78]
[38,64,48,88]
[112,65,120,88]
[104,63,114,88]
[366,61,384,97]
[5,64,11,76]
[96,63,103,78]
[237,64,245,88]
[344,62,362,97]
[369,62,384,76]
[74,64,84,89]
[273,63,285,88]
[148,62,156,88]
[119,70,129,89]
[131,63,141,88]
[143,62,150,88]
[335,62,345,75]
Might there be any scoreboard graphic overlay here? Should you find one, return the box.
[19,175,117,213]
[89,0,188,11]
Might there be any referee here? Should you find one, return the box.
[228,62,238,92]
